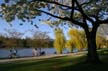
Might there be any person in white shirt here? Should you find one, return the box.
[32,48,38,56]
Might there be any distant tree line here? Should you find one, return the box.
[0,29,53,48]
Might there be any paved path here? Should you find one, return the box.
[0,52,86,64]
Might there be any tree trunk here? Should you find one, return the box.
[85,26,101,64]
[87,34,100,63]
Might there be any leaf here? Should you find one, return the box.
[39,19,41,21]
[34,24,39,28]
[5,0,9,3]
[20,23,23,26]
[1,3,5,6]
[31,21,33,25]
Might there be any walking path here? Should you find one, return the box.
[0,52,86,64]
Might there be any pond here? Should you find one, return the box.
[0,48,70,58]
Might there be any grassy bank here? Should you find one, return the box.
[0,48,108,71]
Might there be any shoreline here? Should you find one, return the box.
[0,52,86,63]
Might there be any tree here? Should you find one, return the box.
[65,40,75,53]
[97,24,108,37]
[97,24,108,48]
[4,38,17,48]
[1,0,108,63]
[0,35,6,48]
[32,31,50,47]
[22,37,32,48]
[67,28,87,51]
[31,31,50,53]
[96,35,105,49]
[4,29,24,48]
[4,29,24,39]
[54,28,65,54]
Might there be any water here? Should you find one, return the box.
[0,48,69,58]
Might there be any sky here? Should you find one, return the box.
[0,13,69,39]
[0,0,70,39]
[0,15,52,38]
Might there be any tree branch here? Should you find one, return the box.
[70,0,75,19]
[74,0,95,24]
[70,18,86,29]
[33,0,72,9]
[36,9,85,28]
[83,17,89,30]
[36,9,70,21]
[99,19,108,24]
[80,0,93,7]
[33,0,88,29]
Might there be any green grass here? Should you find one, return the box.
[0,48,108,71]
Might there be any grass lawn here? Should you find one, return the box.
[0,49,108,71]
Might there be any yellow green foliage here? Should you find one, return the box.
[67,29,87,51]
[96,35,106,49]
[54,28,65,54]
[65,40,75,53]
[67,28,106,51]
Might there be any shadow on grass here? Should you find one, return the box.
[58,50,108,71]
[59,61,108,71]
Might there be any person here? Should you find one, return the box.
[32,48,38,56]
[40,51,45,55]
[9,48,17,58]
[54,51,56,54]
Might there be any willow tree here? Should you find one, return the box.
[96,35,105,49]
[1,0,108,63]
[65,40,75,53]
[97,24,108,48]
[54,28,65,54]
[67,29,87,51]
[97,24,108,38]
